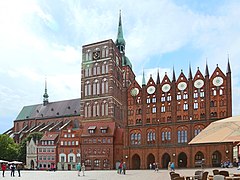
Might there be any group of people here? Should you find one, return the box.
[117,161,127,175]
[149,162,175,172]
[1,163,23,177]
[76,163,86,176]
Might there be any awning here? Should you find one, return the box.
[100,126,108,130]
[88,126,97,130]
[189,116,240,145]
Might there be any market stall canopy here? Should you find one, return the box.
[189,116,240,145]
[8,161,23,164]
[0,160,8,163]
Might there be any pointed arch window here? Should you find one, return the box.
[102,78,108,94]
[93,102,99,117]
[147,131,156,144]
[86,50,92,61]
[213,90,217,96]
[177,129,187,143]
[101,102,108,116]
[87,104,91,117]
[220,89,223,95]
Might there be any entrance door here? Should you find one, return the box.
[147,153,155,169]
[212,151,222,167]
[132,154,141,169]
[162,153,171,169]
[178,152,187,168]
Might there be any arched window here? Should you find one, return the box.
[220,89,223,95]
[93,80,99,95]
[86,50,92,61]
[102,79,108,94]
[177,128,187,143]
[87,104,91,117]
[93,102,99,117]
[147,131,156,144]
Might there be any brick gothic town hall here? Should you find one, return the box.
[5,12,233,170]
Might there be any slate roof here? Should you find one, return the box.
[15,98,80,121]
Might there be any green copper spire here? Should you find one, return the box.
[142,70,146,86]
[116,10,125,53]
[43,78,49,106]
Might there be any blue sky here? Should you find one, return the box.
[0,0,240,133]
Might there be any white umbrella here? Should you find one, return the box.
[0,160,8,163]
[8,161,23,164]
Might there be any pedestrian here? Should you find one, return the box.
[76,163,81,176]
[168,162,171,171]
[81,163,85,176]
[10,164,16,177]
[1,163,7,177]
[170,162,175,171]
[155,163,159,172]
[119,162,123,174]
[149,163,152,170]
[16,164,22,177]
[122,162,126,175]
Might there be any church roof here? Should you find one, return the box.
[15,98,81,121]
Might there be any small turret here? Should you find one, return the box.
[156,69,160,84]
[43,78,49,106]
[142,70,146,86]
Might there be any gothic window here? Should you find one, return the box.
[147,98,150,104]
[183,93,188,99]
[86,50,91,61]
[161,106,165,112]
[200,91,204,97]
[147,131,156,144]
[177,129,187,143]
[102,46,109,58]
[93,102,99,117]
[152,107,156,113]
[161,97,165,102]
[101,102,108,116]
[146,118,150,124]
[183,104,188,110]
[152,97,156,103]
[213,90,217,96]
[194,128,202,136]
[93,63,98,75]
[194,102,198,110]
[97,66,100,75]
[130,132,141,145]
[220,89,223,95]
[167,95,171,101]
[210,101,214,107]
[87,104,91,117]
[161,130,171,142]
[101,78,108,94]
[193,92,198,98]
[177,94,181,100]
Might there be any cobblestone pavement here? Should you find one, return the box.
[1,168,240,180]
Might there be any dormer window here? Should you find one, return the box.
[100,127,108,133]
[88,126,96,134]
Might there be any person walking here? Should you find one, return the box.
[10,164,16,177]
[122,162,126,175]
[1,163,7,177]
[119,162,123,174]
[81,163,85,176]
[76,163,81,176]
[16,164,22,177]
[170,162,175,171]
[149,163,152,170]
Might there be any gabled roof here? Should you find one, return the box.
[40,133,58,141]
[15,98,80,121]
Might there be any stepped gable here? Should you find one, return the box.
[15,98,81,121]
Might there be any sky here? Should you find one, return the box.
[0,0,240,134]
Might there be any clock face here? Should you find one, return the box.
[130,88,139,96]
[93,51,100,60]
[162,84,171,93]
[177,82,187,91]
[213,76,223,86]
[194,79,204,89]
[147,85,156,94]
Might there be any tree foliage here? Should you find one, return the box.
[0,134,19,161]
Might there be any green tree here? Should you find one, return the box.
[18,132,43,163]
[0,134,19,161]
